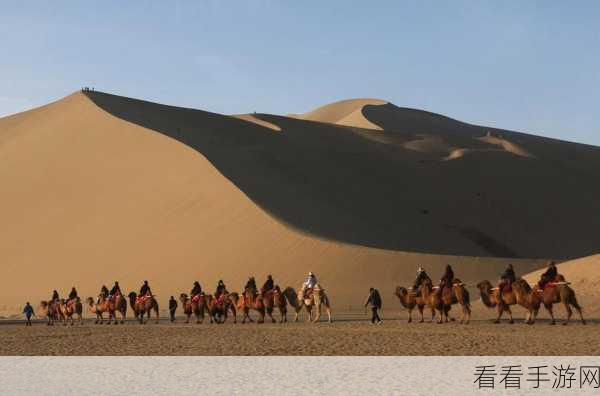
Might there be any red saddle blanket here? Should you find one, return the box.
[136,295,151,303]
[191,293,203,303]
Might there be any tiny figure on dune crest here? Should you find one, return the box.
[364,287,382,325]
[23,302,35,326]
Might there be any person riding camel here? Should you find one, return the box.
[497,264,516,305]
[190,281,202,302]
[301,272,318,298]
[140,280,151,297]
[245,277,257,294]
[51,290,59,303]
[437,265,454,296]
[215,280,227,299]
[100,285,109,299]
[261,275,274,294]
[412,267,429,296]
[67,287,79,305]
[109,281,121,297]
[538,261,558,291]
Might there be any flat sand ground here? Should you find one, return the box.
[1,312,595,356]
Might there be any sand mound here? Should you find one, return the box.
[0,91,555,315]
[523,254,600,317]
[291,98,387,130]
[477,133,535,158]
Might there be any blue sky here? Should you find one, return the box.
[1,1,599,145]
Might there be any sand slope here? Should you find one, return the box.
[0,92,554,315]
[1,92,599,316]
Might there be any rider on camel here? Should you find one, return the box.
[140,280,151,297]
[100,285,109,299]
[301,272,318,298]
[68,287,79,305]
[538,261,558,290]
[412,267,429,296]
[215,280,226,298]
[190,281,202,297]
[497,264,516,305]
[109,281,121,297]
[245,277,257,293]
[262,275,274,294]
[51,290,59,303]
[437,265,454,296]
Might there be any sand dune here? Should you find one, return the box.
[290,98,387,130]
[0,91,598,316]
[233,113,282,132]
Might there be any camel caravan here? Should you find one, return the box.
[37,272,332,326]
[396,262,586,326]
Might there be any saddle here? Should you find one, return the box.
[215,293,226,305]
[191,293,203,303]
[66,298,77,307]
[136,295,151,304]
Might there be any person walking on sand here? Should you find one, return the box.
[169,296,177,322]
[364,287,383,325]
[23,302,35,326]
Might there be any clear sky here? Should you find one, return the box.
[1,1,599,145]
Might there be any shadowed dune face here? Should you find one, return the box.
[86,91,600,259]
[0,91,552,313]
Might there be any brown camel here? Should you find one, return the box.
[86,294,127,324]
[237,288,265,324]
[282,284,332,323]
[179,293,208,324]
[512,277,585,325]
[206,293,237,324]
[476,280,520,324]
[421,278,470,324]
[394,286,431,323]
[261,286,287,323]
[128,292,159,324]
[58,298,83,326]
[39,300,60,326]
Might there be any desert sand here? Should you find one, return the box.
[0,91,598,332]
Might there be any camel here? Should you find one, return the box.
[261,286,287,323]
[283,284,332,323]
[128,292,160,324]
[179,293,208,324]
[511,277,585,325]
[39,300,60,326]
[394,286,431,323]
[206,293,237,324]
[237,288,266,324]
[477,280,521,324]
[86,294,127,324]
[58,298,83,326]
[421,278,470,324]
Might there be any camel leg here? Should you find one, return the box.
[326,306,332,323]
[155,307,160,324]
[418,306,424,323]
[429,307,435,323]
[506,307,514,324]
[266,307,276,323]
[562,301,572,326]
[545,304,556,325]
[408,308,413,323]
[258,309,265,324]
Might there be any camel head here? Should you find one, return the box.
[85,297,95,306]
[395,286,407,298]
[40,301,48,309]
[179,293,188,303]
[476,280,492,292]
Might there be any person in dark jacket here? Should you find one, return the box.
[68,287,78,301]
[245,277,257,293]
[100,285,109,299]
[437,265,454,296]
[215,280,226,298]
[23,302,35,326]
[140,281,151,296]
[51,290,59,302]
[497,264,516,305]
[190,281,202,297]
[169,296,177,322]
[412,267,430,296]
[538,261,558,290]
[262,275,274,294]
[364,288,383,324]
[109,281,121,296]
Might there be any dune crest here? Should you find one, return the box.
[291,98,387,130]
[233,113,282,132]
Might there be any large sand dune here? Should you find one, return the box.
[0,91,598,315]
